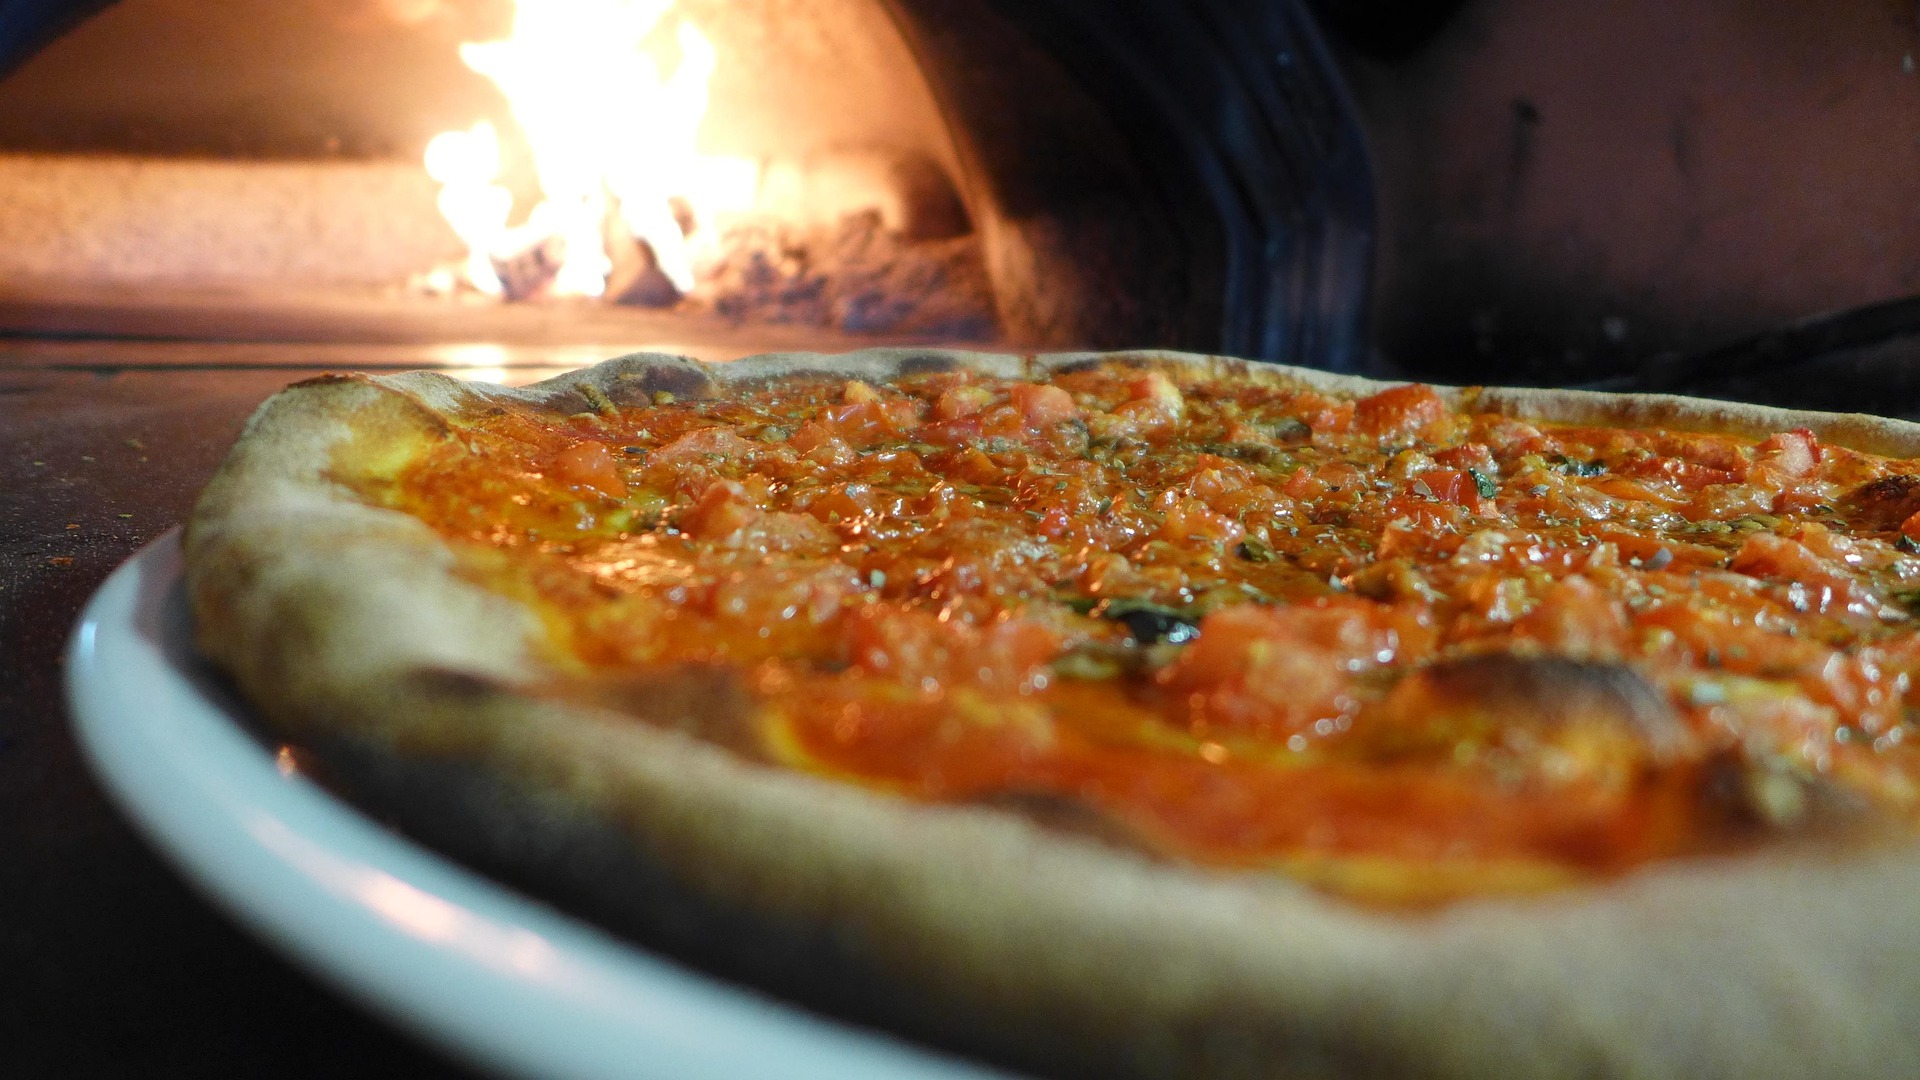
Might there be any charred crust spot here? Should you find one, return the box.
[1841,475,1920,531]
[407,667,511,703]
[289,373,364,390]
[1367,654,1693,782]
[569,664,760,755]
[607,364,715,406]
[968,789,1157,856]
[1414,654,1686,749]
[893,353,961,376]
[1047,357,1108,375]
[1700,748,1871,832]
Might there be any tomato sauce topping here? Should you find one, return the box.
[368,362,1920,902]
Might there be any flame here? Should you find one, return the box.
[428,0,758,298]
[424,121,512,295]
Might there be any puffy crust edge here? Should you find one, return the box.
[185,348,1920,1080]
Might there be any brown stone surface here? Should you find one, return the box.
[0,154,460,287]
[0,279,992,351]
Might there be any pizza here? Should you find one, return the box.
[183,348,1920,1078]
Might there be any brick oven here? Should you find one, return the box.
[5,0,1917,406]
[0,0,1375,371]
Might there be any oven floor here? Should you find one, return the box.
[0,278,1001,359]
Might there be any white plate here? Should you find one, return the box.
[66,531,1014,1080]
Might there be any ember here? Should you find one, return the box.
[683,209,993,339]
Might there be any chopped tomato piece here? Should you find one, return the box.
[1432,443,1497,475]
[934,384,994,420]
[1285,461,1365,500]
[1353,384,1446,440]
[1161,600,1435,737]
[1158,497,1245,547]
[803,481,881,526]
[1412,468,1475,506]
[1186,462,1253,505]
[1009,383,1079,428]
[652,426,758,468]
[549,440,627,497]
[1618,455,1741,491]
[1129,371,1184,416]
[1754,429,1819,478]
[1510,575,1629,659]
[818,398,920,448]
[680,480,834,554]
[1307,401,1354,436]
[678,480,759,540]
[1730,532,1839,582]
[848,605,1062,694]
[708,563,865,660]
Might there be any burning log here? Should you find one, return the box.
[756,151,969,243]
[686,209,994,338]
[605,229,684,309]
[489,230,564,303]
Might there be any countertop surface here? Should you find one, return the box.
[2,323,995,1078]
[2,352,492,1077]
[2,331,880,1076]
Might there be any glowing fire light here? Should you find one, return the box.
[427,0,759,299]
[423,121,512,295]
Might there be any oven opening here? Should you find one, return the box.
[0,0,1374,369]
[0,0,994,354]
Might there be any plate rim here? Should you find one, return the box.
[64,529,1011,1080]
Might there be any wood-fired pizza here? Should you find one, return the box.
[184,348,1920,1078]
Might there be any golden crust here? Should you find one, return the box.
[185,348,1920,1079]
